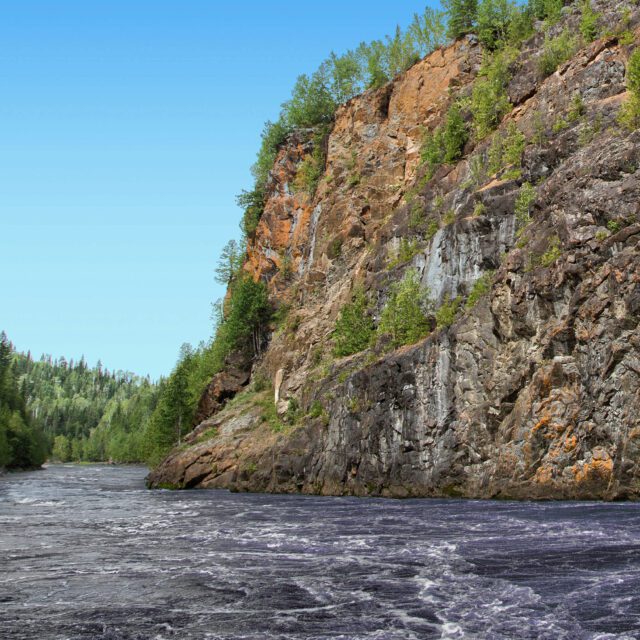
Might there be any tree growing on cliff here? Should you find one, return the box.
[215,240,244,286]
[619,49,640,131]
[410,7,447,54]
[443,0,478,40]
[477,0,518,50]
[378,269,433,349]
[421,102,469,178]
[333,287,375,357]
[283,71,336,129]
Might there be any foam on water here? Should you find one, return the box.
[1,465,639,639]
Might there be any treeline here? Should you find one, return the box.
[237,5,449,238]
[0,334,160,465]
[0,332,47,469]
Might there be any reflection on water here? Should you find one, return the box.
[1,464,639,639]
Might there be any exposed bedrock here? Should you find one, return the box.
[149,4,640,499]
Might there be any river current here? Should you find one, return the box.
[1,464,639,639]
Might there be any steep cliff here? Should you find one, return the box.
[149,1,640,500]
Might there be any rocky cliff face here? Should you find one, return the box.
[149,1,640,500]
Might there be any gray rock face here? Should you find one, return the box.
[148,2,640,499]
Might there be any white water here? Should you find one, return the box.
[1,465,639,639]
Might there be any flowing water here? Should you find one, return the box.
[1,464,640,640]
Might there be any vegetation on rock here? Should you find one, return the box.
[333,288,375,357]
[378,269,433,348]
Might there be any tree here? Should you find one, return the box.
[384,26,420,78]
[579,0,599,43]
[357,40,389,89]
[215,240,244,285]
[443,0,478,40]
[327,50,364,104]
[477,0,517,50]
[282,70,336,129]
[410,7,447,55]
[333,287,375,356]
[378,269,433,348]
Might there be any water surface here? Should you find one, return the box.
[1,464,639,639]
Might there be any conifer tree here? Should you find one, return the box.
[443,0,479,40]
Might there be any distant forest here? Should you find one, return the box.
[0,330,236,469]
[0,331,159,468]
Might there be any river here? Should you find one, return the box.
[1,464,639,639]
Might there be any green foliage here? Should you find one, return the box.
[257,395,285,433]
[539,30,578,77]
[308,400,325,419]
[215,239,244,286]
[471,49,514,139]
[327,50,364,105]
[626,48,640,98]
[421,103,469,177]
[285,397,301,424]
[237,187,266,238]
[435,294,462,328]
[333,287,375,357]
[442,209,456,225]
[618,49,640,131]
[388,237,421,268]
[0,332,157,468]
[443,0,479,40]
[52,435,71,462]
[529,0,563,24]
[378,269,433,348]
[144,276,271,467]
[568,93,586,122]
[607,220,621,234]
[515,182,536,228]
[473,201,487,217]
[410,7,447,52]
[294,138,326,196]
[283,71,337,130]
[409,201,425,229]
[465,272,495,309]
[477,0,518,50]
[426,219,440,240]
[384,26,421,78]
[540,236,562,267]
[579,0,600,43]
[488,121,526,175]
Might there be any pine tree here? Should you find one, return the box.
[214,239,244,286]
[443,0,479,40]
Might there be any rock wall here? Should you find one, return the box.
[149,1,640,500]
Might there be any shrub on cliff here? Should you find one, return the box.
[421,102,469,177]
[579,0,600,43]
[529,0,563,24]
[378,269,433,348]
[618,49,640,131]
[470,48,514,139]
[538,29,578,77]
[333,287,375,357]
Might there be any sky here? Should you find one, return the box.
[0,0,439,380]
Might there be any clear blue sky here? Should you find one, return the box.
[1,0,438,379]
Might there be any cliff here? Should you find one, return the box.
[149,1,640,500]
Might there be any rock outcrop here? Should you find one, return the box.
[149,1,640,500]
